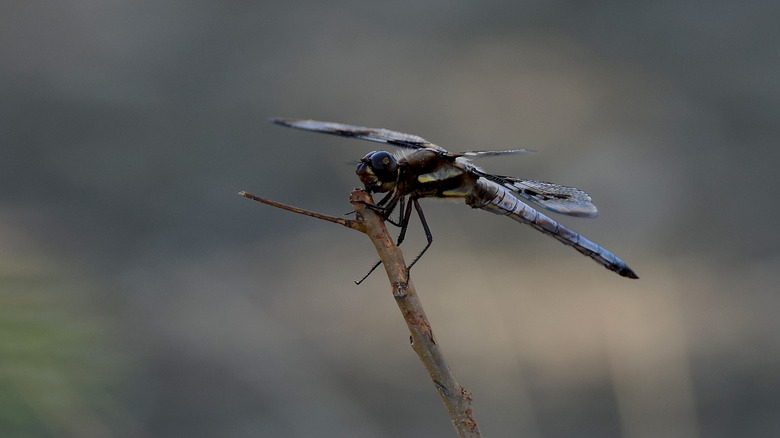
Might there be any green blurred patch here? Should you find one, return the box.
[0,264,132,437]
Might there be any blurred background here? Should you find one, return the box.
[2,1,778,437]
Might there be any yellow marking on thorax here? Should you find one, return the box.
[441,188,470,197]
[417,167,462,183]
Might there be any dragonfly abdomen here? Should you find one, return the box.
[466,179,638,279]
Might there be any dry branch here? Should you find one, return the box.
[240,189,481,437]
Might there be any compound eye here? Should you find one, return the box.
[367,151,397,180]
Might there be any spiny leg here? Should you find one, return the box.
[353,192,404,284]
[395,196,415,246]
[354,194,434,285]
[355,195,414,285]
[392,196,405,227]
[349,190,404,226]
[406,198,434,272]
[376,190,394,207]
[346,190,394,216]
[355,260,382,285]
[355,198,434,285]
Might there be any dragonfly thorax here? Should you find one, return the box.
[356,150,398,192]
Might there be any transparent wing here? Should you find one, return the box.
[484,175,599,217]
[459,148,535,158]
[270,118,448,152]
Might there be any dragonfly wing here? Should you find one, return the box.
[270,118,448,152]
[460,148,535,158]
[484,175,599,217]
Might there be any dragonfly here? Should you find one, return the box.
[271,118,638,280]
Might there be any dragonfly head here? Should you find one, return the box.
[356,151,398,192]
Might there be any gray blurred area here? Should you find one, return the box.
[2,1,779,437]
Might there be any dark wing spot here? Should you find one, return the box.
[387,139,427,148]
[523,188,571,200]
[335,129,370,138]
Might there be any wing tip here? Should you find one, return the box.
[569,209,598,218]
[269,118,326,132]
[269,117,296,126]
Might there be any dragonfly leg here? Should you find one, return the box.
[350,191,405,226]
[406,198,433,272]
[345,191,393,216]
[352,192,404,284]
[375,190,395,209]
[354,195,412,284]
[356,198,425,286]
[395,196,414,246]
[384,195,404,227]
[394,199,434,287]
[354,260,383,285]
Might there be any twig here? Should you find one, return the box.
[238,191,364,231]
[239,189,481,437]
